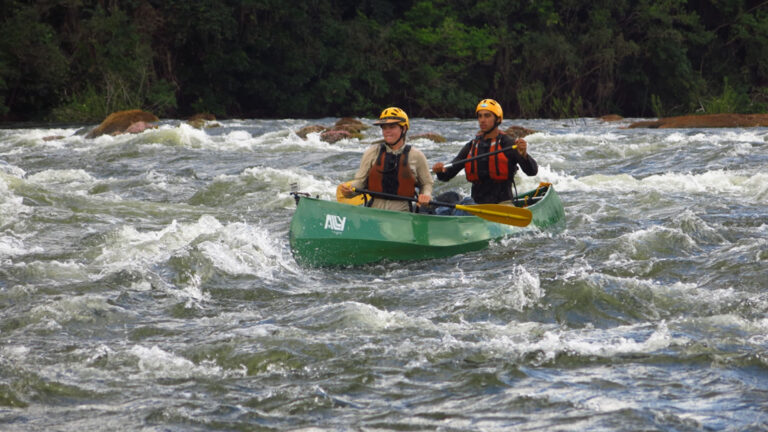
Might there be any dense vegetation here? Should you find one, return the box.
[1,0,767,122]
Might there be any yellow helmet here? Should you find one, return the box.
[476,99,503,121]
[373,107,409,131]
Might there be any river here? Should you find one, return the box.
[1,117,766,430]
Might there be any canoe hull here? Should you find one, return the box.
[289,184,564,267]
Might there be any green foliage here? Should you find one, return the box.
[517,82,545,118]
[550,92,583,119]
[650,94,664,118]
[50,79,177,123]
[2,0,768,121]
[701,78,752,114]
[384,0,497,116]
[63,5,175,120]
[0,2,68,119]
[749,87,768,113]
[145,80,178,114]
[0,1,179,122]
[49,85,109,123]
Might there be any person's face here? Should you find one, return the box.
[380,122,403,144]
[477,110,497,131]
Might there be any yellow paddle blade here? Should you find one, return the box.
[455,203,532,227]
[336,182,366,206]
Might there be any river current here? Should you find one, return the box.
[0,117,766,431]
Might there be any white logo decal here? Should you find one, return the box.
[324,214,346,232]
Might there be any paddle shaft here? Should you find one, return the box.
[443,145,517,168]
[351,188,457,209]
[351,187,532,226]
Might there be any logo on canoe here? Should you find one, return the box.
[324,214,346,232]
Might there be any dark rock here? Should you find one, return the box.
[411,133,446,143]
[86,110,159,138]
[504,125,537,139]
[296,125,327,138]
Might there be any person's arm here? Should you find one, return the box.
[515,140,538,175]
[518,152,538,176]
[411,149,433,205]
[433,141,471,181]
[504,136,538,176]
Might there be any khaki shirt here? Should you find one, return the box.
[349,143,434,212]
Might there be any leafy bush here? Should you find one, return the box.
[2,0,768,121]
[702,78,752,114]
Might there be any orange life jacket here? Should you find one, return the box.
[464,133,511,183]
[367,144,417,197]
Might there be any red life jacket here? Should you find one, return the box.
[367,144,417,197]
[464,133,511,183]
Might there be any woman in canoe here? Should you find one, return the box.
[339,107,433,212]
[431,98,538,205]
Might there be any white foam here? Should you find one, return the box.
[485,320,685,363]
[26,169,97,195]
[467,265,544,312]
[0,171,29,227]
[86,123,215,149]
[272,128,369,154]
[534,130,628,143]
[292,301,437,333]
[163,123,213,148]
[196,221,290,280]
[0,234,29,259]
[1,344,30,360]
[554,168,767,202]
[128,345,242,379]
[94,215,225,273]
[225,130,253,142]
[0,160,26,178]
[6,260,85,287]
[643,169,765,196]
[620,224,697,256]
[241,166,338,204]
[93,214,300,302]
[29,294,123,325]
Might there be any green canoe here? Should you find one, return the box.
[289,183,565,267]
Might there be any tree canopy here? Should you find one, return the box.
[1,0,767,122]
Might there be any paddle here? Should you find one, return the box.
[336,182,368,205]
[351,187,532,227]
[442,145,517,168]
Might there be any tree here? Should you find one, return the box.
[0,1,68,119]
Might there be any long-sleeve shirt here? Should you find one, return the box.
[436,134,537,204]
[349,143,434,212]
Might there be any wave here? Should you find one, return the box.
[189,166,340,209]
[0,170,29,229]
[547,167,767,202]
[128,345,244,379]
[91,213,298,298]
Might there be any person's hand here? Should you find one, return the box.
[339,182,355,198]
[417,194,431,206]
[514,138,528,157]
[432,162,445,173]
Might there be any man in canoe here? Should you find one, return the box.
[431,98,538,205]
[339,107,433,212]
